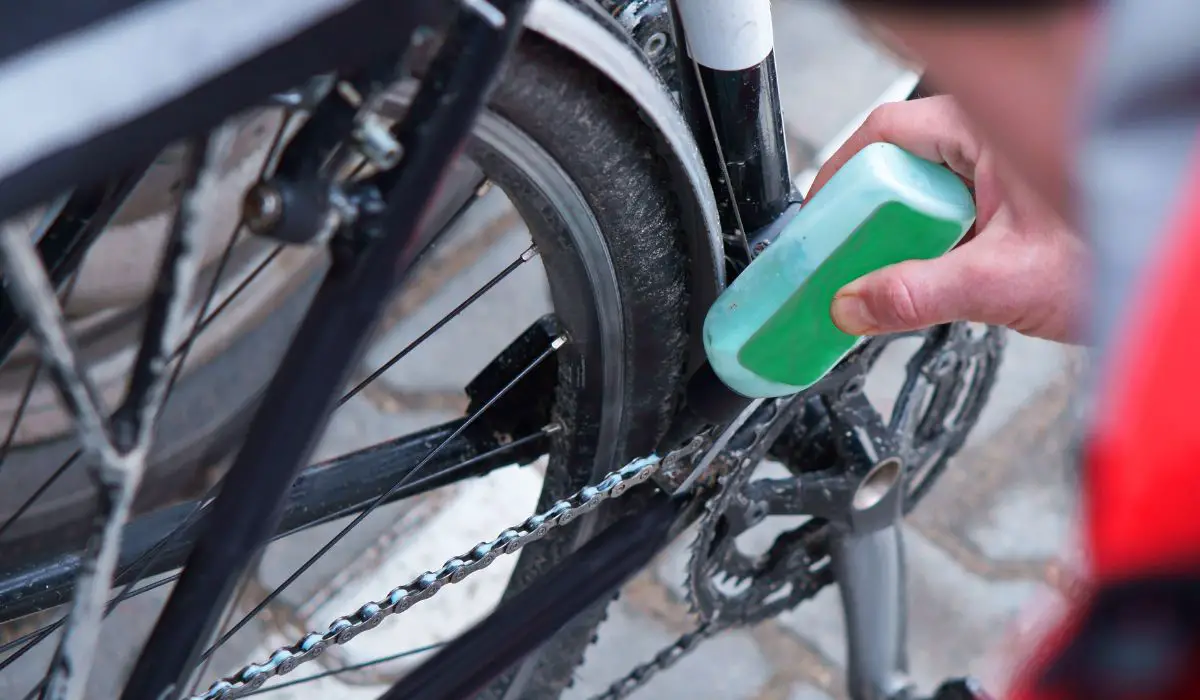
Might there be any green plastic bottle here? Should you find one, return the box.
[703,142,976,398]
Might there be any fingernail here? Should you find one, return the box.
[831,293,877,335]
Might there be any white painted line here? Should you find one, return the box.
[793,69,921,195]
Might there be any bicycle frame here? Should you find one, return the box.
[668,3,909,697]
[0,0,913,698]
[390,2,913,698]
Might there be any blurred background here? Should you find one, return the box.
[0,1,1081,698]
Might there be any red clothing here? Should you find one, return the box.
[1009,153,1200,700]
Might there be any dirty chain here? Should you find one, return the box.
[191,394,787,699]
[591,324,1005,699]
[190,448,698,699]
[195,325,1003,699]
[585,396,836,700]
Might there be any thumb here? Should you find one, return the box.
[829,249,987,335]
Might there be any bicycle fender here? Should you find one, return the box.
[525,0,726,372]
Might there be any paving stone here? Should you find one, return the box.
[656,521,697,603]
[565,602,773,700]
[903,352,1079,570]
[301,464,544,671]
[777,583,845,666]
[791,682,836,700]
[968,334,1071,445]
[969,482,1074,563]
[779,525,1049,693]
[0,573,264,700]
[961,388,1079,564]
[258,396,459,612]
[363,222,552,396]
[903,531,1051,690]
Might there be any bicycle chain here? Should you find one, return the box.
[191,449,691,699]
[195,329,1002,699]
[585,398,830,700]
[586,325,1005,699]
[587,622,720,700]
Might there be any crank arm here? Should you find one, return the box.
[827,458,914,700]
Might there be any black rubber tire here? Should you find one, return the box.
[473,36,691,700]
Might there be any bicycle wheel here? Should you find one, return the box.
[450,36,692,700]
[0,33,691,700]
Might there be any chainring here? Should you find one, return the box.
[687,322,1005,625]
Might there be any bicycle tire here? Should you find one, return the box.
[0,30,695,700]
[472,35,691,700]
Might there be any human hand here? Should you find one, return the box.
[813,96,1087,343]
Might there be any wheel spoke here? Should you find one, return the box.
[0,220,114,469]
[0,201,88,474]
[2,54,561,693]
[105,157,210,457]
[2,184,532,676]
[0,114,307,691]
[340,185,533,405]
[0,112,295,543]
[0,167,152,371]
[0,271,83,479]
[0,451,82,542]
[200,335,566,662]
[89,177,512,618]
[0,426,551,670]
[0,244,280,545]
[0,362,43,471]
[244,643,444,696]
[15,133,213,700]
[191,179,545,660]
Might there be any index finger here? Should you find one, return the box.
[807,95,983,198]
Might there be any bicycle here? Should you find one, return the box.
[0,0,1004,699]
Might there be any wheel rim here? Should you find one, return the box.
[0,93,645,700]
